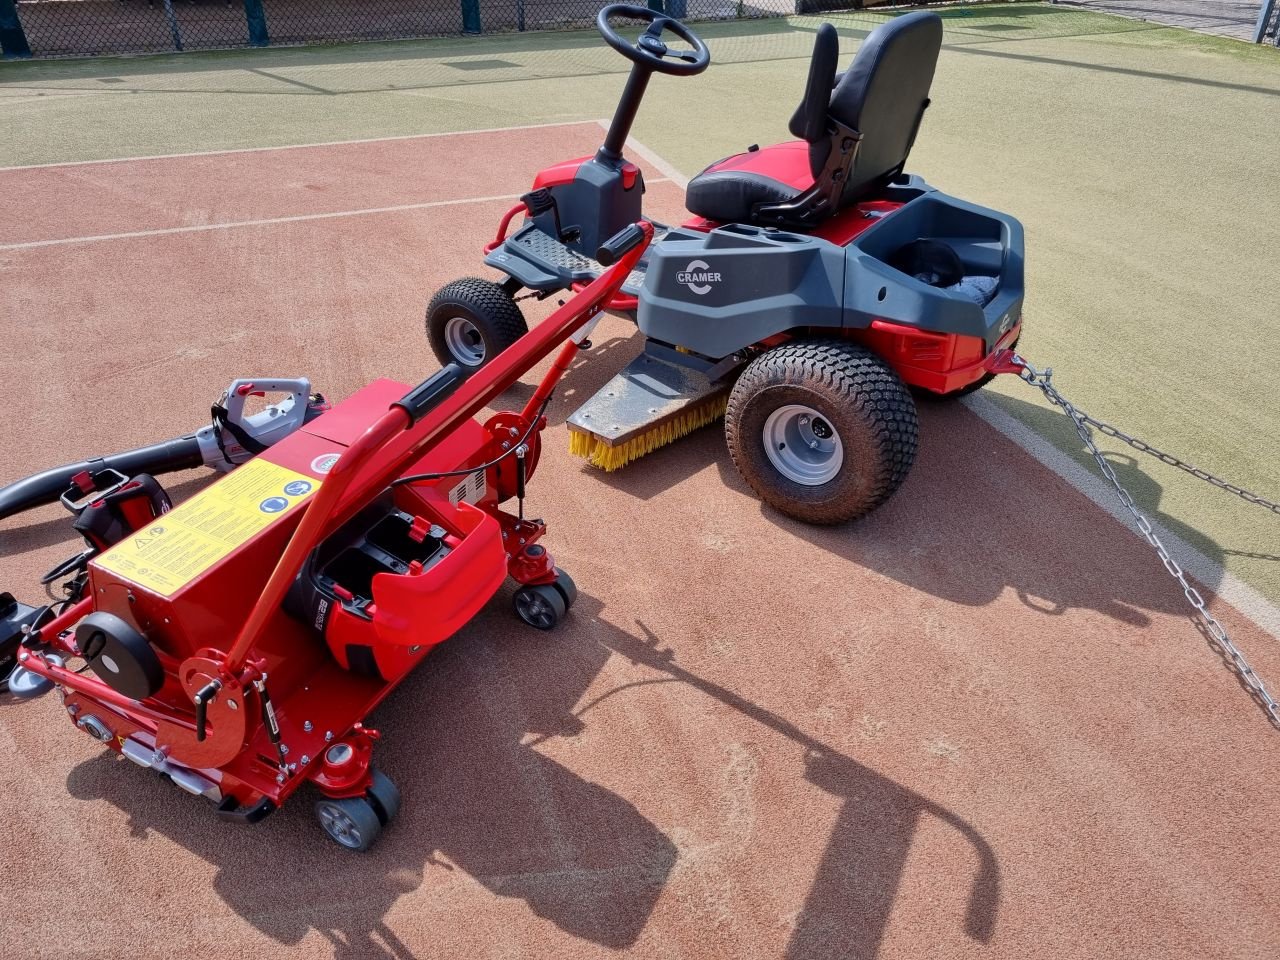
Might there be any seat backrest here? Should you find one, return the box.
[790,13,943,206]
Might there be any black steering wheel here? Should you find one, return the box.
[596,4,711,77]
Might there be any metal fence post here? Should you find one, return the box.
[461,0,482,35]
[161,0,184,51]
[244,0,269,46]
[0,0,32,58]
[1254,0,1277,42]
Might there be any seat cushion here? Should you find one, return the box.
[685,141,815,225]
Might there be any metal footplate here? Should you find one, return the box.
[486,221,665,296]
[566,352,729,471]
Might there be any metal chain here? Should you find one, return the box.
[1072,409,1280,516]
[1011,355,1280,729]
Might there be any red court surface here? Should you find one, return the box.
[1,121,1277,960]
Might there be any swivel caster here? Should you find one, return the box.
[551,569,577,608]
[514,583,567,631]
[314,767,400,852]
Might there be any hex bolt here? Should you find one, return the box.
[324,730,334,742]
[280,744,290,756]
[808,439,820,450]
[301,755,311,766]
[303,720,313,733]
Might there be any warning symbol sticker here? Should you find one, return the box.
[94,459,321,598]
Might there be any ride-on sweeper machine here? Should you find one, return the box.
[0,223,653,851]
[428,7,1024,525]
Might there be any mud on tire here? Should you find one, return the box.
[725,339,919,524]
[426,278,528,373]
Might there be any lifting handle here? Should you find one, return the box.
[597,223,646,266]
[193,678,222,743]
[392,364,465,425]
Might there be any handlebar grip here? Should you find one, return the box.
[393,364,465,425]
[596,223,646,267]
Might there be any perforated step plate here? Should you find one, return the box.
[494,222,667,297]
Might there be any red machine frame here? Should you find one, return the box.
[485,145,1021,399]
[14,224,653,825]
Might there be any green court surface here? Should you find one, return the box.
[4,3,1279,608]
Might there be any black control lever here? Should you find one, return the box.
[193,678,222,742]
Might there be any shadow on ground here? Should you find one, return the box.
[62,587,999,959]
[577,369,1225,623]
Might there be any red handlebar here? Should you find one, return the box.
[222,222,655,672]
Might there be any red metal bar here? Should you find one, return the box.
[225,223,654,672]
[18,653,192,733]
[222,407,409,672]
[521,339,582,423]
[484,201,529,254]
[15,597,92,655]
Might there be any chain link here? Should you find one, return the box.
[1011,355,1280,730]
[1073,410,1280,516]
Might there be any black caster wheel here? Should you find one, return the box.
[366,768,401,826]
[513,583,567,631]
[315,794,382,851]
[551,569,577,608]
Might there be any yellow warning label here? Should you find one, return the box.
[94,458,321,598]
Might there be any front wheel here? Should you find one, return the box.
[426,277,528,372]
[724,340,919,525]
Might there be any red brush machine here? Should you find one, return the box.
[1,223,653,851]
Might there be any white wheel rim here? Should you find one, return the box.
[317,803,365,849]
[443,316,486,366]
[762,403,844,486]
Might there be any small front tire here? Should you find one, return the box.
[513,583,567,631]
[365,768,401,826]
[551,569,578,609]
[315,795,383,852]
[426,277,529,372]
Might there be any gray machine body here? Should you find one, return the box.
[486,173,1025,375]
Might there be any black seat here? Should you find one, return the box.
[685,12,943,230]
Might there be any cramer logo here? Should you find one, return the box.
[676,260,721,296]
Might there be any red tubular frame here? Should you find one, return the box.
[485,201,530,254]
[223,223,654,673]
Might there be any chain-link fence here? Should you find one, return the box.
[0,0,978,59]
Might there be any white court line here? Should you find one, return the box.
[0,193,523,249]
[0,119,601,173]
[0,179,668,250]
[626,129,1280,639]
[615,126,691,189]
